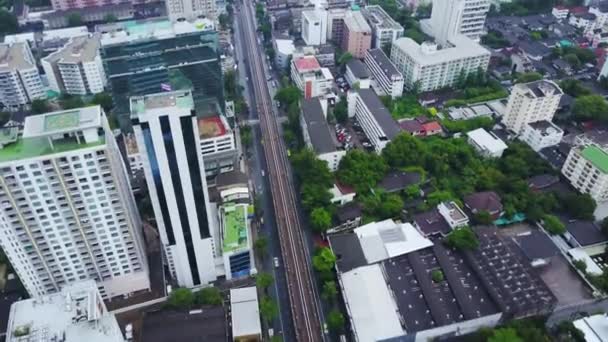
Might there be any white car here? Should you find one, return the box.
[273,257,279,268]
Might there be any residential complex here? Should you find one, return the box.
[562,145,608,203]
[361,5,404,49]
[0,43,45,110]
[502,80,563,134]
[302,9,327,46]
[390,35,490,92]
[290,56,334,99]
[429,0,491,45]
[131,90,217,288]
[364,48,404,99]
[165,0,217,22]
[300,98,345,171]
[42,34,107,96]
[0,106,149,299]
[520,120,564,152]
[6,280,124,342]
[342,11,372,59]
[347,88,400,153]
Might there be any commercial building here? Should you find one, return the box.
[572,313,608,342]
[50,0,151,11]
[42,34,107,96]
[520,120,564,152]
[428,0,491,45]
[230,287,262,341]
[562,145,608,203]
[302,9,327,46]
[165,0,217,22]
[99,18,223,131]
[364,48,404,98]
[390,35,490,92]
[198,115,237,177]
[274,39,296,70]
[345,59,371,89]
[502,80,563,134]
[0,43,45,111]
[327,8,347,43]
[347,88,400,153]
[6,280,124,342]
[569,12,598,34]
[0,106,149,298]
[467,128,508,158]
[219,202,253,280]
[300,98,345,171]
[341,11,372,59]
[131,90,217,288]
[361,5,404,49]
[290,56,334,99]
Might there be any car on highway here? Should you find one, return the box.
[274,257,280,268]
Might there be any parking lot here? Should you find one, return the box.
[332,117,374,152]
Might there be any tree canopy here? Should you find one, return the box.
[444,227,479,250]
[310,207,332,233]
[337,150,388,192]
[0,10,17,35]
[542,214,566,235]
[573,95,608,123]
[312,247,336,273]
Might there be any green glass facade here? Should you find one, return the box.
[102,30,224,131]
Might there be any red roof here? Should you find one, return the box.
[336,181,355,195]
[422,121,442,132]
[554,5,567,10]
[570,6,587,14]
[294,56,321,72]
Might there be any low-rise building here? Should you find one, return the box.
[562,145,608,203]
[361,5,404,49]
[330,182,356,205]
[198,115,238,177]
[6,281,124,342]
[230,287,262,341]
[390,35,490,92]
[345,59,371,89]
[329,202,362,233]
[464,191,504,220]
[341,10,372,59]
[274,39,296,69]
[569,12,598,34]
[437,201,469,229]
[290,56,334,99]
[300,98,345,171]
[572,313,608,341]
[364,48,404,98]
[467,128,508,158]
[220,202,254,280]
[347,88,400,153]
[0,43,45,110]
[520,120,564,152]
[552,6,569,20]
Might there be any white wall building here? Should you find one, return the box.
[502,80,563,134]
[390,35,490,92]
[300,98,345,171]
[361,5,404,49]
[345,59,371,89]
[274,39,296,70]
[131,90,217,288]
[197,115,237,176]
[302,9,327,46]
[569,12,598,34]
[429,0,491,45]
[562,145,608,203]
[219,202,254,280]
[230,287,262,341]
[437,201,469,229]
[42,34,107,96]
[0,43,45,110]
[572,313,608,341]
[467,128,508,158]
[552,6,569,20]
[590,3,608,29]
[165,0,217,22]
[6,280,124,342]
[347,89,400,153]
[364,48,404,99]
[290,56,334,99]
[0,106,149,299]
[520,120,564,152]
[123,133,144,178]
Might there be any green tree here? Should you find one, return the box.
[444,227,479,250]
[310,207,332,233]
[218,13,230,30]
[489,328,522,342]
[337,52,353,66]
[90,92,114,112]
[559,193,596,220]
[337,150,388,192]
[0,111,9,126]
[515,72,543,83]
[255,272,274,290]
[326,310,345,333]
[254,236,268,258]
[321,280,338,301]
[240,125,252,147]
[312,247,336,273]
[196,287,222,306]
[404,28,425,43]
[555,321,586,342]
[60,95,85,109]
[542,214,566,235]
[259,296,278,323]
[104,14,117,22]
[564,53,581,69]
[274,86,301,107]
[66,13,83,27]
[573,95,608,122]
[382,133,427,168]
[0,10,17,34]
[31,99,50,114]
[474,211,494,225]
[431,269,444,283]
[379,193,404,219]
[559,79,591,97]
[167,288,194,308]
[601,217,608,237]
[333,97,348,124]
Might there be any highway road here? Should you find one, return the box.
[236,1,324,340]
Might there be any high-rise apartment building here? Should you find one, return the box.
[0,106,149,299]
[361,5,404,49]
[50,0,151,11]
[42,34,107,96]
[502,80,563,134]
[0,43,45,111]
[429,0,491,45]
[290,56,334,99]
[131,90,217,288]
[302,9,328,46]
[562,145,608,203]
[165,0,217,22]
[390,35,490,92]
[364,48,404,99]
[341,11,372,59]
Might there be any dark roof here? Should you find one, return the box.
[553,58,572,70]
[529,120,562,134]
[539,146,567,170]
[301,98,337,154]
[336,202,362,223]
[413,208,451,236]
[399,119,423,134]
[366,48,401,79]
[464,191,503,214]
[518,40,552,58]
[215,170,248,188]
[512,230,559,261]
[378,170,421,192]
[357,88,400,139]
[329,233,367,272]
[346,59,370,79]
[142,306,227,342]
[527,174,559,190]
[561,217,607,246]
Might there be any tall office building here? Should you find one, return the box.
[99,19,224,131]
[429,0,491,45]
[502,80,563,134]
[165,0,217,22]
[361,5,404,49]
[0,43,45,110]
[342,11,372,59]
[131,90,217,288]
[0,106,149,299]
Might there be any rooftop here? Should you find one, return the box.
[301,98,337,154]
[573,314,608,342]
[366,48,402,79]
[362,5,404,30]
[97,18,215,46]
[464,191,503,215]
[141,306,226,342]
[467,128,508,155]
[329,232,368,272]
[0,43,35,71]
[393,35,490,66]
[515,79,563,98]
[346,59,370,79]
[561,216,607,247]
[43,34,101,65]
[344,11,372,33]
[512,230,559,261]
[528,120,564,136]
[198,115,229,139]
[222,204,249,253]
[230,287,261,339]
[414,208,451,236]
[336,202,362,223]
[357,88,400,140]
[130,90,195,117]
[7,280,123,342]
[581,145,608,173]
[377,170,421,193]
[294,56,321,72]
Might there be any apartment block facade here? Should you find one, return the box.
[361,5,404,49]
[502,80,563,134]
[562,145,608,203]
[341,11,372,59]
[429,0,491,45]
[0,43,45,110]
[165,0,217,22]
[364,48,404,99]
